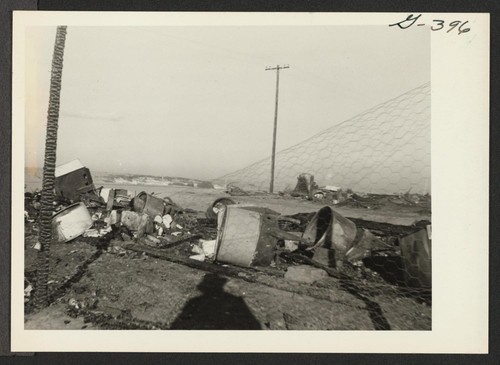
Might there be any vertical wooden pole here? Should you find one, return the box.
[270,66,280,193]
[265,64,289,193]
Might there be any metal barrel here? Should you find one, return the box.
[133,192,166,217]
[302,206,357,254]
[214,206,301,267]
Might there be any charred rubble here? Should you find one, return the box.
[24,164,432,329]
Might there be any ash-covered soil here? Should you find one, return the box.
[24,186,431,331]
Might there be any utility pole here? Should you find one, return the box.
[265,64,289,193]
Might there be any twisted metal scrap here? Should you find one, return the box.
[34,26,67,309]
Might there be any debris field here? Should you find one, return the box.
[24,161,431,330]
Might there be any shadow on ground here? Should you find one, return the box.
[170,273,261,330]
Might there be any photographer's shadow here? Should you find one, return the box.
[170,273,262,330]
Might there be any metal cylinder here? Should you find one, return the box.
[133,192,166,217]
[302,206,357,253]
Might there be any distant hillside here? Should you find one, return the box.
[24,167,218,189]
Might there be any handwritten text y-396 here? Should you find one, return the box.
[389,14,470,35]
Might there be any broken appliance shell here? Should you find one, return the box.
[52,202,93,242]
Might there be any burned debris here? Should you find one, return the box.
[281,173,431,213]
[290,173,317,199]
[24,162,432,330]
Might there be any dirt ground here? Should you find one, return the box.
[24,183,431,331]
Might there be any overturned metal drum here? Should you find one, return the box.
[302,206,357,253]
[133,192,167,217]
[52,202,93,242]
[214,206,302,267]
[302,206,359,268]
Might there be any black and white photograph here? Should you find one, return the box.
[11,11,488,353]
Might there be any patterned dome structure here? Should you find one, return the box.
[215,83,430,194]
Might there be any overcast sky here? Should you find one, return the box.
[25,25,429,180]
